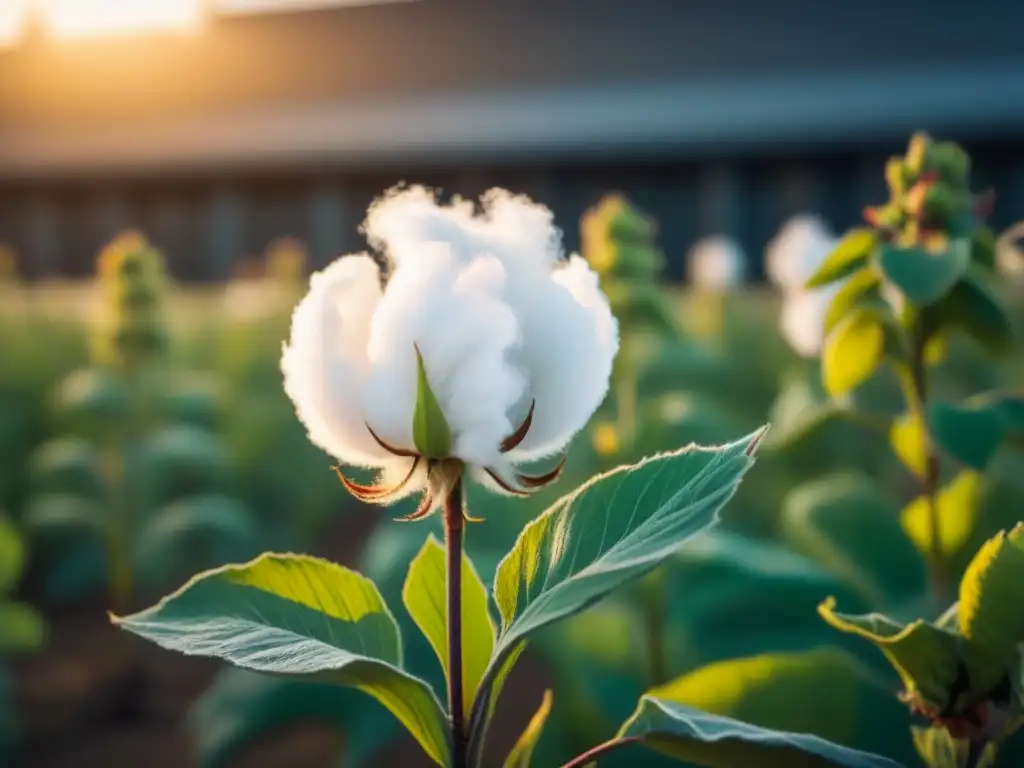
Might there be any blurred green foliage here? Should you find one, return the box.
[0,162,1021,766]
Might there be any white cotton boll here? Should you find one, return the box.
[686,236,748,290]
[280,254,389,467]
[283,185,618,502]
[364,186,563,272]
[766,214,837,293]
[363,185,618,463]
[504,255,619,461]
[778,285,838,358]
[362,246,525,469]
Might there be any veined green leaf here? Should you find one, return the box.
[0,516,24,595]
[957,524,1024,696]
[402,535,496,714]
[900,471,983,562]
[618,694,903,768]
[491,429,762,658]
[806,229,878,289]
[475,430,763,753]
[818,598,961,713]
[822,308,886,398]
[413,345,453,459]
[877,240,970,306]
[112,553,450,766]
[502,690,553,768]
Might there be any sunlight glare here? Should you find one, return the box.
[0,0,31,48]
[40,0,201,40]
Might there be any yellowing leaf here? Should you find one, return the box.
[890,412,928,480]
[805,229,878,289]
[402,536,496,714]
[957,524,1024,695]
[818,598,961,712]
[823,268,882,337]
[502,690,553,768]
[823,308,885,398]
[900,471,983,562]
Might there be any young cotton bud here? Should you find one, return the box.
[281,186,619,519]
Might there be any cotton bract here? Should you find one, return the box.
[281,186,619,518]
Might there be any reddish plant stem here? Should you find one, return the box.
[444,477,468,768]
[558,737,641,768]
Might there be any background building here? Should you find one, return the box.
[3,0,1024,280]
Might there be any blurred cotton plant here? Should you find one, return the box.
[24,233,261,612]
[801,132,1024,767]
[110,187,902,768]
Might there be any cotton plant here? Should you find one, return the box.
[24,233,261,611]
[111,187,901,768]
[797,132,1024,767]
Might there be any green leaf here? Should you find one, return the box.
[931,400,1005,471]
[822,308,886,398]
[413,345,453,459]
[781,474,925,606]
[133,495,263,592]
[606,282,681,338]
[911,725,999,768]
[112,553,450,766]
[890,412,929,480]
[805,229,878,289]
[957,524,1024,696]
[479,430,763,741]
[0,601,45,654]
[28,437,105,500]
[22,494,107,602]
[877,240,970,306]
[0,516,24,595]
[824,269,883,337]
[667,531,874,671]
[618,690,903,768]
[491,429,762,660]
[761,375,841,452]
[402,535,495,714]
[502,690,553,768]
[937,267,1015,355]
[191,667,394,768]
[625,648,912,766]
[900,471,983,563]
[818,598,961,713]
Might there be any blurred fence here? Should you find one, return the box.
[3,138,1024,283]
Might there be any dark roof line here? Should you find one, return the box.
[3,58,1024,178]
